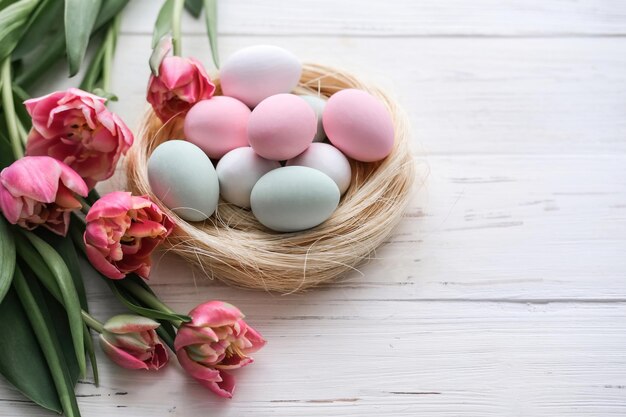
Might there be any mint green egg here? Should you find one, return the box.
[251,166,340,232]
[148,140,219,222]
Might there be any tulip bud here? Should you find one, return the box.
[99,314,168,371]
[147,56,215,122]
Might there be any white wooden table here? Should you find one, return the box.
[2,1,626,416]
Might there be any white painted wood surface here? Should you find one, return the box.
[2,1,626,416]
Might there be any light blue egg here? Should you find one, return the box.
[251,166,340,232]
[148,140,219,221]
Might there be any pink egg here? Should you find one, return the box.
[183,96,251,159]
[323,89,394,162]
[248,94,316,161]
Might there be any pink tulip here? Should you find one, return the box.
[100,314,168,370]
[84,191,174,279]
[24,88,133,189]
[147,56,215,122]
[0,156,88,236]
[175,301,266,398]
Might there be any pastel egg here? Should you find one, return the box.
[183,97,250,159]
[251,166,340,232]
[323,89,394,162]
[216,147,280,208]
[287,143,351,195]
[299,95,327,142]
[147,140,219,221]
[220,45,302,108]
[248,94,316,161]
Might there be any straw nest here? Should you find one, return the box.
[126,63,415,293]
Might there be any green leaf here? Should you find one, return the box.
[202,0,219,68]
[14,32,65,89]
[0,0,19,12]
[0,134,15,168]
[83,325,99,386]
[0,0,39,63]
[107,280,191,322]
[37,228,89,311]
[149,34,172,76]
[91,87,118,101]
[184,0,202,18]
[12,85,31,130]
[64,0,102,77]
[13,267,82,417]
[17,230,86,377]
[92,0,128,32]
[0,287,62,413]
[152,0,174,48]
[12,0,64,60]
[0,216,15,304]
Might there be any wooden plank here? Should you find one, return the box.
[1,298,625,416]
[119,0,626,36]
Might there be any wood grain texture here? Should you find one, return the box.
[2,0,626,416]
[120,0,626,36]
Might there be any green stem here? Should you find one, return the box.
[122,279,178,318]
[81,310,104,333]
[1,59,23,159]
[172,0,185,56]
[78,197,92,215]
[101,15,120,92]
[16,119,28,144]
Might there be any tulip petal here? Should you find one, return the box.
[177,348,221,382]
[188,301,244,328]
[85,191,133,221]
[99,334,149,370]
[201,370,236,399]
[241,323,267,354]
[1,157,62,203]
[103,314,160,334]
[174,326,219,351]
[85,243,125,279]
[0,185,21,224]
[148,341,168,370]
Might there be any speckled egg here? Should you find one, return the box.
[287,143,351,195]
[299,94,327,142]
[147,140,219,221]
[323,89,394,162]
[251,166,340,232]
[220,45,302,108]
[248,94,317,161]
[183,96,251,159]
[216,147,280,208]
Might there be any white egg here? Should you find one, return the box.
[286,143,352,195]
[216,147,280,208]
[299,95,327,142]
[148,140,219,221]
[220,45,302,108]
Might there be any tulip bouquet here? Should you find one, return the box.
[0,1,264,416]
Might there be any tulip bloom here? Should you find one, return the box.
[100,314,168,370]
[84,191,174,279]
[147,56,215,122]
[0,156,88,236]
[24,88,133,189]
[175,301,266,398]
